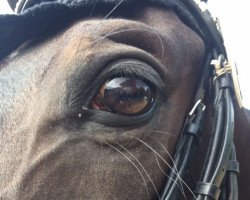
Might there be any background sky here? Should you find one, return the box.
[0,0,249,108]
[208,0,250,109]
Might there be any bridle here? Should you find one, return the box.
[3,0,242,199]
[160,1,241,199]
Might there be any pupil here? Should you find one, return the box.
[95,77,154,115]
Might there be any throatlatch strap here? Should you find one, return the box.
[194,182,221,200]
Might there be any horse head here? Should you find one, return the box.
[1,0,249,199]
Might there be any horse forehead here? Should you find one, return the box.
[45,6,204,72]
[67,6,201,44]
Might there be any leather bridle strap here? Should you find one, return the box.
[159,49,212,200]
[181,0,226,55]
[193,60,235,200]
[160,53,238,200]
[160,1,239,200]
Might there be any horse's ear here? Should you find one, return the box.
[7,0,19,11]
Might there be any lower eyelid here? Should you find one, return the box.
[85,100,158,127]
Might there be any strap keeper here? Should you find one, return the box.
[194,182,221,200]
[218,76,233,90]
[227,160,240,174]
[185,122,201,142]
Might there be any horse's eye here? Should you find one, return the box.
[90,77,155,115]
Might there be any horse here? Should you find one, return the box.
[0,0,249,199]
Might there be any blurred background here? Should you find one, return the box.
[208,0,250,109]
[0,0,249,108]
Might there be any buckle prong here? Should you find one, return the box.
[189,99,206,117]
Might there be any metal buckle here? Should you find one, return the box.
[211,59,232,77]
[188,99,206,117]
[211,55,227,77]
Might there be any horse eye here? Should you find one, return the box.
[90,77,155,115]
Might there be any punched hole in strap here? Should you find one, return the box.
[194,182,221,200]
[227,160,240,174]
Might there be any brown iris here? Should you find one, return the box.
[91,77,154,115]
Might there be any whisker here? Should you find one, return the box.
[103,0,125,19]
[154,153,187,200]
[149,136,176,168]
[117,143,160,200]
[149,136,186,199]
[90,0,125,37]
[93,26,122,46]
[154,153,170,178]
[104,141,151,200]
[136,138,197,200]
[89,0,98,18]
[153,131,185,196]
[155,130,177,137]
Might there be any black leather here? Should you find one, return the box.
[227,160,240,174]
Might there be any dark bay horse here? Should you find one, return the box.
[1,0,250,199]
